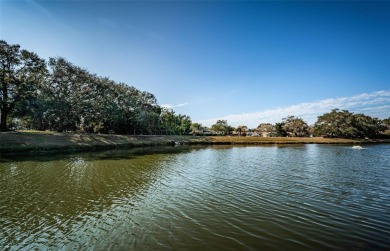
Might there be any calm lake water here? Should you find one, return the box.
[1,144,390,251]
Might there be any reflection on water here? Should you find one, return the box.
[1,145,390,250]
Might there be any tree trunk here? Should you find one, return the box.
[1,82,8,131]
[0,108,7,131]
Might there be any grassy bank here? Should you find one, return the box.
[1,131,389,154]
[0,131,207,154]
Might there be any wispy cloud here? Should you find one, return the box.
[197,90,390,127]
[26,0,70,30]
[161,102,189,109]
[26,0,51,17]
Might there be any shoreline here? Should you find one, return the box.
[1,131,389,155]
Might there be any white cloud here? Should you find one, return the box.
[161,102,189,109]
[197,90,390,128]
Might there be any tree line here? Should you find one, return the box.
[1,40,389,138]
[274,111,389,138]
[0,40,191,134]
[193,110,390,139]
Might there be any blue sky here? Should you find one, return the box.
[1,1,389,127]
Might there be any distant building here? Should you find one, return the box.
[246,131,254,136]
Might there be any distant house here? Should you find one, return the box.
[261,131,273,137]
[246,131,254,136]
[203,130,214,135]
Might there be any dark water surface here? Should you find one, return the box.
[1,144,390,250]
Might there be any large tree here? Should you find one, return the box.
[44,57,95,132]
[158,108,192,135]
[351,113,385,139]
[1,40,193,135]
[134,90,161,134]
[282,115,310,137]
[313,109,356,138]
[0,40,46,130]
[383,117,390,127]
[312,109,386,138]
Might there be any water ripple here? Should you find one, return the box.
[1,145,390,250]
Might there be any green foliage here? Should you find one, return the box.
[40,57,90,131]
[282,116,310,137]
[1,40,191,135]
[3,40,388,138]
[352,113,385,138]
[313,109,386,139]
[211,120,234,135]
[382,117,390,127]
[159,108,192,135]
[236,125,247,136]
[274,122,287,137]
[0,40,46,130]
[190,122,204,135]
[313,109,354,138]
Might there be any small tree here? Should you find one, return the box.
[178,115,192,135]
[274,122,287,137]
[236,125,247,136]
[211,120,233,135]
[190,122,204,135]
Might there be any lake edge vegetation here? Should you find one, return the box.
[0,40,191,135]
[1,40,390,139]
